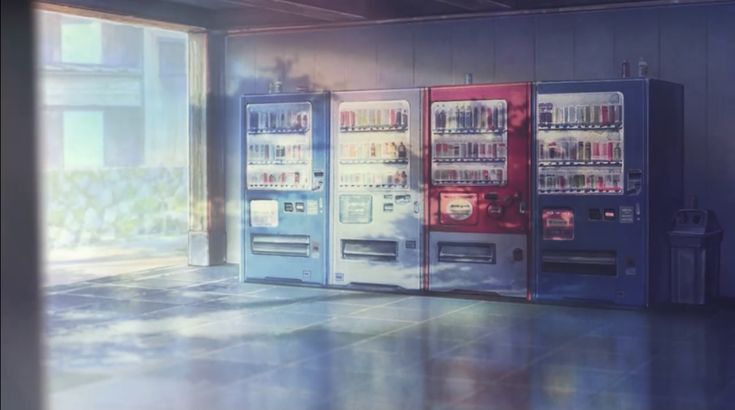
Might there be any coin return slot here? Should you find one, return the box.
[342,240,397,262]
[251,234,310,257]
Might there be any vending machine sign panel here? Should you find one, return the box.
[537,92,624,195]
[250,200,279,227]
[439,193,478,225]
[339,194,372,224]
[541,208,574,241]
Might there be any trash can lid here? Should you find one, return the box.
[670,209,722,235]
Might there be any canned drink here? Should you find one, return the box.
[498,104,507,129]
[491,143,498,159]
[492,106,499,129]
[584,105,592,126]
[613,175,621,190]
[570,142,577,161]
[584,142,591,161]
[607,142,614,160]
[601,105,609,125]
[614,105,622,125]
[593,105,601,125]
[592,142,600,160]
[555,107,563,125]
[572,106,580,126]
[538,142,545,160]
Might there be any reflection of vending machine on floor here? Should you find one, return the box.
[426,83,531,297]
[330,89,425,290]
[533,79,683,307]
[241,92,330,285]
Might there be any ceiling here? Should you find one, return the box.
[40,0,716,31]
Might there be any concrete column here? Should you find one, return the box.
[1,0,43,408]
[188,31,226,266]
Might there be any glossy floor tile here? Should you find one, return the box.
[46,264,734,410]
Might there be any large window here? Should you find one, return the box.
[36,10,189,285]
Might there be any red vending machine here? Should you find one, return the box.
[425,83,531,298]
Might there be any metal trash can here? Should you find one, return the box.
[669,208,723,304]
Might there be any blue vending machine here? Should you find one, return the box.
[241,92,330,285]
[533,79,683,307]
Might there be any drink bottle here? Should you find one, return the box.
[621,59,630,78]
[638,57,648,77]
[397,142,407,159]
[613,143,622,161]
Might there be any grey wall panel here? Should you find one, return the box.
[534,14,574,81]
[612,9,660,78]
[225,36,257,263]
[312,30,349,90]
[253,32,316,93]
[451,20,494,85]
[573,12,616,80]
[338,27,379,90]
[252,34,284,93]
[224,3,735,297]
[494,16,535,82]
[375,26,413,88]
[375,25,414,89]
[707,5,735,297]
[413,22,453,87]
[659,8,708,204]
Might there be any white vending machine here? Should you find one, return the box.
[329,88,426,290]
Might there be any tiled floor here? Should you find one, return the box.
[45,265,734,410]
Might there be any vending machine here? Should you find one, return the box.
[533,79,683,307]
[426,83,532,297]
[241,92,330,285]
[330,89,425,290]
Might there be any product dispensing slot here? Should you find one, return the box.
[542,250,617,276]
[342,240,398,262]
[438,242,496,264]
[251,234,310,257]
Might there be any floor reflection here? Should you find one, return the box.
[46,265,734,410]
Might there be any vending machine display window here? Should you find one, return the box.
[336,100,410,190]
[537,92,624,195]
[245,101,313,191]
[430,99,508,186]
[542,208,575,241]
